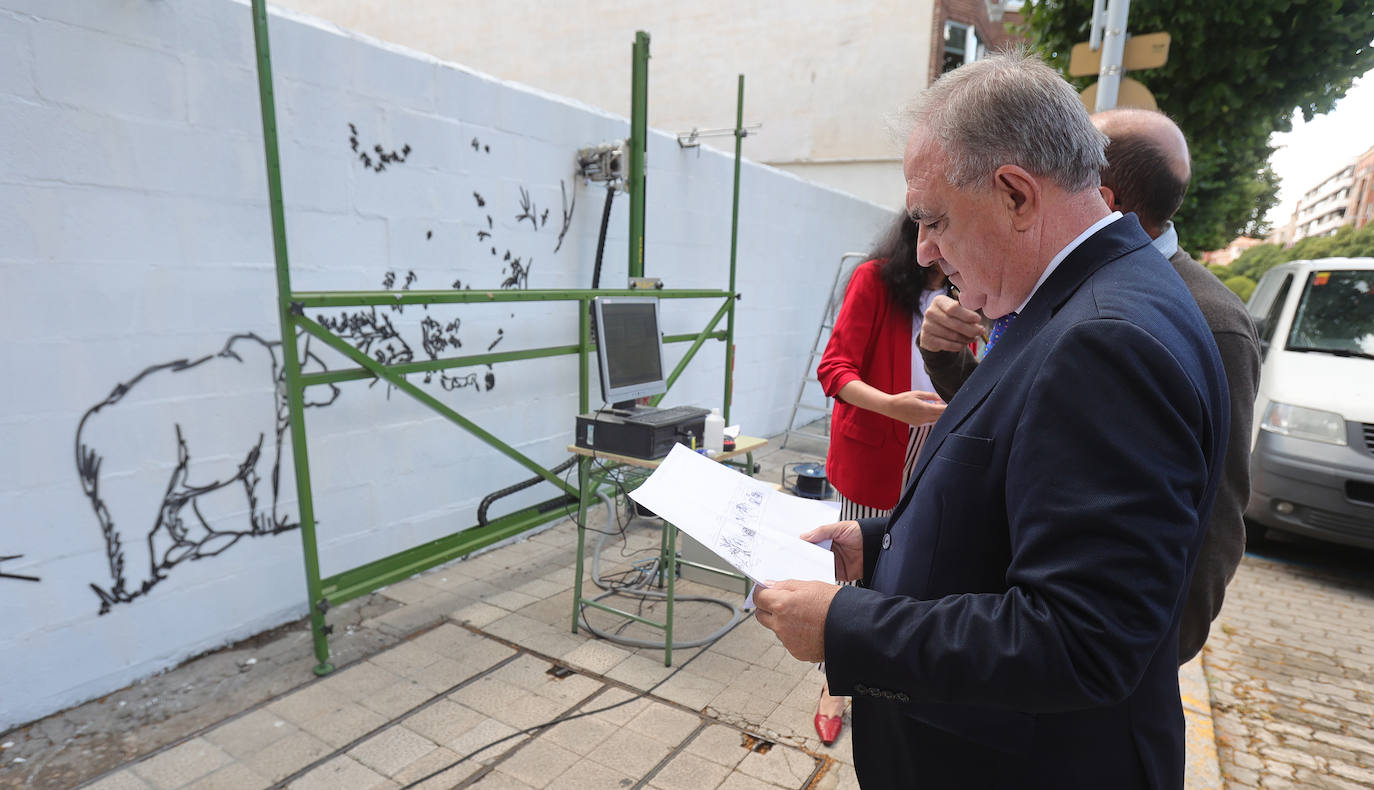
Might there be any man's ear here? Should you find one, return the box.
[994,165,1039,231]
[1099,185,1117,208]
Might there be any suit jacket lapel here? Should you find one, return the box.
[888,216,1156,521]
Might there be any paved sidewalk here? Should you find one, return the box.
[7,431,1223,789]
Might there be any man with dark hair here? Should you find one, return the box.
[919,107,1260,665]
[754,55,1229,788]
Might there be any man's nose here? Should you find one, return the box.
[915,227,940,267]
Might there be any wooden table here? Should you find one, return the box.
[567,435,767,665]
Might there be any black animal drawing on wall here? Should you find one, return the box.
[76,333,341,613]
[74,126,577,614]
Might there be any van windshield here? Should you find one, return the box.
[1285,269,1374,359]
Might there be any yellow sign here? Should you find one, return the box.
[1080,78,1158,112]
[1068,32,1172,77]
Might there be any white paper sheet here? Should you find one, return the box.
[628,444,839,598]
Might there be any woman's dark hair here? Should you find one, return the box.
[869,213,943,315]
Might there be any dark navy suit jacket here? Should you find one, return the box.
[824,216,1229,789]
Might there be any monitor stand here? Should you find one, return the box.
[605,400,643,417]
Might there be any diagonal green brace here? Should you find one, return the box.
[294,313,579,499]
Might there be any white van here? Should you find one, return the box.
[1244,258,1374,549]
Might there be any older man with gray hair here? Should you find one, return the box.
[754,52,1228,788]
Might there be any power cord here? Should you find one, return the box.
[396,609,756,790]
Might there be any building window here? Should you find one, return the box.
[943,21,984,74]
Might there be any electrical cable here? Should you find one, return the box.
[397,608,757,790]
[578,491,745,649]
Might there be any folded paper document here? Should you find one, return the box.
[628,444,838,597]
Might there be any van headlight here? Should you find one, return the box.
[1260,402,1347,446]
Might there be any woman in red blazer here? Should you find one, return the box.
[811,213,948,743]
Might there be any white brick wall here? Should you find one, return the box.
[0,0,891,730]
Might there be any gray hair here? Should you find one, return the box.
[903,50,1108,193]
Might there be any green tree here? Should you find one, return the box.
[1223,275,1257,303]
[1230,242,1286,281]
[1020,1,1374,253]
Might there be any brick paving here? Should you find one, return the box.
[1204,536,1374,789]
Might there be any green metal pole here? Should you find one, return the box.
[628,31,650,279]
[724,75,745,425]
[249,0,332,675]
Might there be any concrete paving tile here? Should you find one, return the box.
[401,699,488,748]
[449,676,567,730]
[181,761,272,790]
[204,708,299,760]
[707,684,780,726]
[717,771,792,789]
[584,727,671,776]
[578,685,653,727]
[444,715,525,765]
[685,724,751,769]
[485,612,587,657]
[390,746,481,789]
[413,655,487,695]
[452,601,510,628]
[266,682,345,726]
[761,703,820,746]
[296,701,389,748]
[484,588,543,612]
[494,738,581,788]
[318,660,403,702]
[737,742,820,787]
[655,670,727,711]
[778,671,825,711]
[709,622,779,664]
[286,755,395,790]
[648,751,732,790]
[358,677,436,719]
[367,641,443,678]
[560,639,633,675]
[684,651,752,685]
[806,760,860,790]
[83,771,154,790]
[725,664,807,708]
[379,577,443,606]
[626,701,702,747]
[130,737,234,790]
[514,576,569,600]
[469,768,538,788]
[605,653,676,690]
[241,730,334,783]
[494,654,603,706]
[551,757,638,790]
[347,725,440,777]
[540,712,619,756]
[362,602,450,638]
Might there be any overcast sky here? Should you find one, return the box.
[1264,73,1374,228]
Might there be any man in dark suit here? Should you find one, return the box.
[919,108,1260,665]
[753,53,1229,789]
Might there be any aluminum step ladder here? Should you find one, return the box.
[779,252,868,449]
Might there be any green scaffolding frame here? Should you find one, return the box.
[249,2,745,673]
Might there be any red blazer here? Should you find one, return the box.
[816,260,912,510]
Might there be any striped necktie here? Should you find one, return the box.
[985,311,1018,353]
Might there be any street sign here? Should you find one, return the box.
[1080,77,1157,112]
[1068,32,1171,77]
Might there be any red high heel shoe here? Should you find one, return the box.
[814,711,843,745]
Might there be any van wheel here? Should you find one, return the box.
[1244,518,1268,548]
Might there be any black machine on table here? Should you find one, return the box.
[574,296,710,459]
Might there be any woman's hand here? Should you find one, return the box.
[885,390,946,426]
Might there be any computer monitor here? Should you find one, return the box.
[592,296,667,409]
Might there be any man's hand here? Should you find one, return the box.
[919,294,984,352]
[885,390,946,426]
[801,520,865,582]
[753,580,840,662]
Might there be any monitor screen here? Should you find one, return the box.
[593,297,667,406]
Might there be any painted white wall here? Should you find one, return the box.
[0,0,892,729]
[270,0,931,210]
